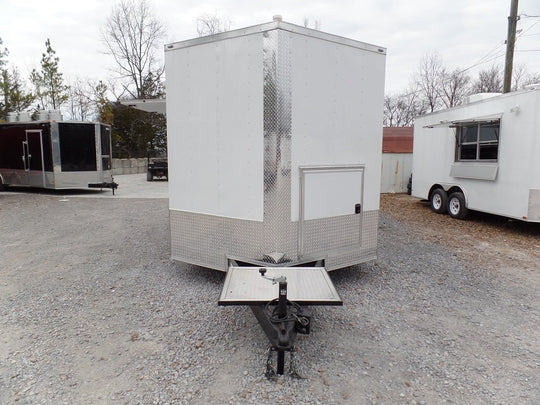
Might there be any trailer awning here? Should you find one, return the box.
[219,266,342,306]
[120,98,166,115]
[423,113,502,128]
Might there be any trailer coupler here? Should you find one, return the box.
[88,181,119,195]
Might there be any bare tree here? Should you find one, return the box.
[66,78,116,121]
[197,12,230,37]
[512,63,540,90]
[415,53,444,112]
[412,53,470,111]
[66,77,94,121]
[471,65,503,94]
[384,88,427,127]
[439,68,470,108]
[102,0,165,99]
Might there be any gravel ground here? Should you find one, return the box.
[0,190,538,404]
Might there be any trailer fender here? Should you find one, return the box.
[431,184,469,207]
[428,184,445,201]
[446,185,468,207]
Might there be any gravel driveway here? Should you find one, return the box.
[0,189,538,404]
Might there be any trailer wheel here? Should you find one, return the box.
[430,189,448,214]
[147,171,153,182]
[448,192,468,219]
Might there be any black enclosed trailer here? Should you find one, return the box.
[0,121,116,190]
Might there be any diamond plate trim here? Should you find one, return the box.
[263,29,293,255]
[170,209,378,271]
[326,210,378,270]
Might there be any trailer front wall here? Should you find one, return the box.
[167,23,385,270]
[413,89,540,221]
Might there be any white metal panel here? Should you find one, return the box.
[413,89,540,221]
[301,167,363,220]
[380,153,412,193]
[528,189,540,221]
[166,33,264,221]
[449,163,498,180]
[290,34,385,221]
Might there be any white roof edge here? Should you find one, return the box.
[165,20,386,55]
[120,99,166,115]
[416,87,540,121]
[423,113,503,128]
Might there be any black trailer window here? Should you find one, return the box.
[59,123,97,171]
[100,125,112,170]
[0,124,53,171]
[456,120,500,161]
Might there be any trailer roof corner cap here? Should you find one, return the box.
[424,113,503,128]
[120,98,166,115]
[165,19,386,55]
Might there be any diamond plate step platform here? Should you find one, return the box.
[218,266,343,306]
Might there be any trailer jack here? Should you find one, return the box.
[249,269,312,377]
[88,181,119,195]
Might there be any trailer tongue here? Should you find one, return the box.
[219,265,342,376]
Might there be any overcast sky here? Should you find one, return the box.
[2,0,540,96]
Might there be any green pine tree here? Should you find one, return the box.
[30,38,69,110]
[0,37,10,120]
[2,68,35,115]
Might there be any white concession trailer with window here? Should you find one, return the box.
[164,17,386,375]
[412,89,540,222]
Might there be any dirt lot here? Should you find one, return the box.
[380,193,540,271]
[0,187,538,404]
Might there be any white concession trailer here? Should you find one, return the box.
[164,17,386,375]
[412,89,540,222]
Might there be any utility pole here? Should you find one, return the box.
[503,0,519,93]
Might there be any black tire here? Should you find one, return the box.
[448,192,468,219]
[147,171,153,182]
[430,189,448,214]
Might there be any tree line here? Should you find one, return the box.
[0,0,172,158]
[5,1,538,149]
[384,52,540,127]
[0,0,232,157]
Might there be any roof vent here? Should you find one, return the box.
[273,15,282,22]
[18,111,31,122]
